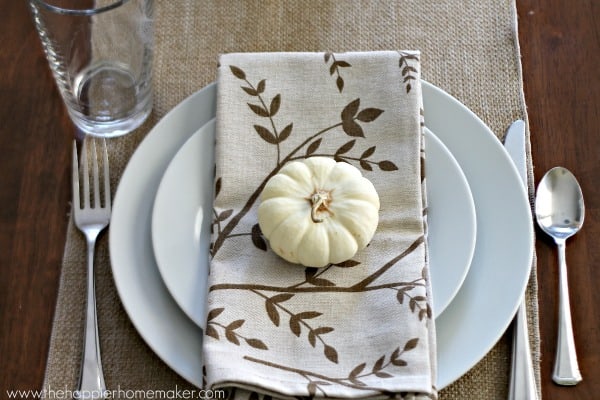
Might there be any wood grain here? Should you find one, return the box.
[0,1,598,399]
[518,0,600,398]
[0,2,71,393]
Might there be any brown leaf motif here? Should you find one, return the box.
[205,325,219,340]
[216,209,233,222]
[333,259,361,268]
[378,160,399,171]
[356,108,384,122]
[210,69,390,257]
[209,66,430,375]
[254,125,278,144]
[398,51,420,94]
[230,68,293,152]
[335,139,356,155]
[269,94,281,116]
[279,123,293,142]
[305,267,335,287]
[251,223,267,252]
[265,293,294,327]
[324,52,352,93]
[323,344,339,364]
[245,338,268,350]
[206,312,269,351]
[230,65,246,80]
[340,99,384,138]
[341,99,360,122]
[245,337,420,394]
[308,326,334,347]
[306,138,322,156]
[289,311,322,337]
[207,307,225,321]
[214,177,222,198]
[248,103,270,118]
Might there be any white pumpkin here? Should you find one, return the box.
[258,157,380,268]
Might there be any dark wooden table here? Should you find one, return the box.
[1,1,598,399]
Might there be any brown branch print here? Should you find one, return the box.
[398,51,419,94]
[207,237,430,362]
[210,66,385,258]
[243,337,420,396]
[253,290,339,363]
[230,66,292,164]
[352,235,425,290]
[393,269,433,321]
[209,280,426,294]
[205,307,268,350]
[210,236,425,295]
[206,66,432,367]
[295,139,399,172]
[324,52,351,93]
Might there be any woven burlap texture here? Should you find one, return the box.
[43,1,540,399]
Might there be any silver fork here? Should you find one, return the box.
[72,138,110,399]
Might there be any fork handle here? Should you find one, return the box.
[77,235,107,399]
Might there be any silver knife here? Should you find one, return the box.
[504,120,539,400]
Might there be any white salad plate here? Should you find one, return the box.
[109,81,533,388]
[151,119,476,328]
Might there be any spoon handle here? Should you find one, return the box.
[553,239,582,385]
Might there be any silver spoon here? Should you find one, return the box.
[535,166,584,385]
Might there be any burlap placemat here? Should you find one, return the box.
[43,1,540,398]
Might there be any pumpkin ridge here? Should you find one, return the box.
[258,197,306,237]
[325,219,358,264]
[268,209,310,264]
[261,173,312,200]
[297,223,330,268]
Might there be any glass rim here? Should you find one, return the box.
[29,0,130,16]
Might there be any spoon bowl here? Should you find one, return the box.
[535,166,584,385]
[535,167,584,240]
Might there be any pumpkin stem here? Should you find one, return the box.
[310,190,331,223]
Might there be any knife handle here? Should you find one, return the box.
[508,302,539,400]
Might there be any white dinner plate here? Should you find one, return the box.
[422,83,534,386]
[109,81,533,388]
[151,119,476,327]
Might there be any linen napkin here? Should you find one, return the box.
[203,51,436,399]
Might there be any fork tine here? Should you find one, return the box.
[102,139,111,210]
[82,138,91,209]
[72,140,80,210]
[91,139,101,209]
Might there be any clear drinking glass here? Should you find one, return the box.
[29,0,154,137]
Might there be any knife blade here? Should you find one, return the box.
[504,120,528,187]
[504,120,539,400]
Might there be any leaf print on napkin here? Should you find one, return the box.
[243,337,421,396]
[304,267,335,287]
[252,289,339,363]
[398,51,420,93]
[206,308,269,350]
[209,236,427,363]
[329,140,398,172]
[251,223,267,252]
[230,66,293,163]
[210,70,386,259]
[392,266,433,321]
[324,52,351,92]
